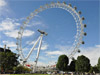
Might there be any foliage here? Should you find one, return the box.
[75,55,91,72]
[69,58,76,72]
[0,51,19,73]
[56,55,69,71]
[13,65,32,73]
[89,66,99,73]
[97,57,100,72]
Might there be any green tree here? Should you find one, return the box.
[97,57,100,72]
[0,51,19,73]
[75,55,91,73]
[56,55,69,71]
[69,58,76,72]
[89,66,99,73]
[13,65,32,73]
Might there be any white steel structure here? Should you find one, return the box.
[16,2,87,72]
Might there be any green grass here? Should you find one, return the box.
[10,74,73,75]
[10,74,72,75]
[10,74,48,75]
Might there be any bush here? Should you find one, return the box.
[13,65,32,74]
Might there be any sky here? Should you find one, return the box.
[0,0,100,66]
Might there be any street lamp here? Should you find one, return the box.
[4,45,6,52]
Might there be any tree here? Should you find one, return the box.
[13,65,32,74]
[69,58,76,72]
[0,50,19,73]
[75,55,91,73]
[56,55,69,71]
[97,57,100,72]
[89,66,99,73]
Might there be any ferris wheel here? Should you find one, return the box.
[16,2,87,72]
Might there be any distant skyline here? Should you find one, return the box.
[0,0,100,66]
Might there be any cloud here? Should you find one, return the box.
[37,61,56,66]
[2,40,17,49]
[0,18,20,31]
[26,40,36,45]
[22,44,100,66]
[39,56,47,61]
[0,0,10,17]
[95,45,100,47]
[31,21,42,26]
[41,41,48,50]
[45,51,64,55]
[4,30,19,38]
[45,45,71,56]
[37,61,48,66]
[27,19,48,28]
[0,18,35,38]
[27,60,56,66]
[26,44,100,66]
[48,61,56,65]
[28,61,48,66]
[45,44,100,66]
[23,30,35,37]
[4,30,35,38]
[26,40,48,50]
[74,45,100,66]
[0,0,7,7]
[41,44,48,50]
[55,45,71,53]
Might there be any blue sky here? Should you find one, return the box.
[0,0,100,66]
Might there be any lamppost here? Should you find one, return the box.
[3,44,6,74]
[4,45,6,52]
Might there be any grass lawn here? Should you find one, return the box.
[10,74,72,75]
[10,74,48,75]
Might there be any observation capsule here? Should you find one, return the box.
[16,37,19,40]
[78,49,81,53]
[69,3,72,7]
[63,1,66,4]
[20,26,23,29]
[78,11,82,15]
[23,61,27,63]
[84,24,87,28]
[84,32,87,36]
[82,41,85,44]
[16,43,18,45]
[35,9,38,12]
[45,4,48,6]
[26,17,29,19]
[18,32,21,34]
[23,21,26,24]
[57,1,60,3]
[16,48,19,50]
[40,6,43,8]
[74,6,77,10]
[20,59,23,61]
[82,17,85,20]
